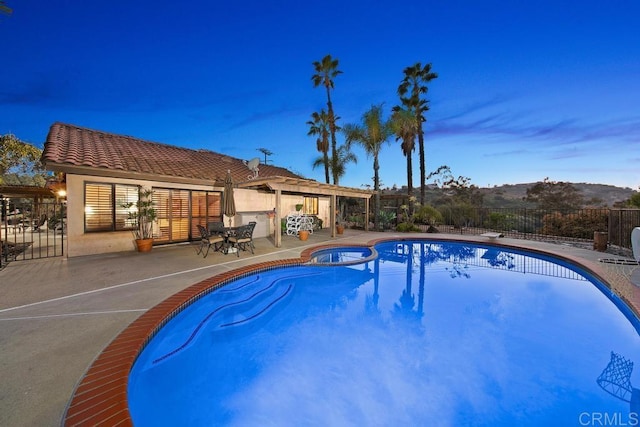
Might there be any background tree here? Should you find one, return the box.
[312,54,342,184]
[397,62,438,206]
[442,175,484,207]
[0,133,44,184]
[524,177,585,210]
[343,104,392,230]
[307,110,331,183]
[390,107,418,201]
[628,192,640,209]
[433,175,484,229]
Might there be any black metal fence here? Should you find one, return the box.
[355,202,640,251]
[1,197,65,268]
[435,207,639,250]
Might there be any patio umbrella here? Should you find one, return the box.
[223,170,236,226]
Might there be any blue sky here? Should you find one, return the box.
[1,1,638,190]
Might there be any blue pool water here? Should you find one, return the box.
[128,241,640,426]
[308,246,375,265]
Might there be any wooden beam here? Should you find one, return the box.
[365,197,370,231]
[330,194,336,238]
[275,189,282,248]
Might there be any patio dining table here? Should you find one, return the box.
[220,226,241,254]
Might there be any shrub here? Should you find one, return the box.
[396,222,421,232]
[438,203,478,228]
[378,210,397,230]
[412,205,443,225]
[541,210,608,239]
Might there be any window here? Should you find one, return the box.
[303,196,318,215]
[85,183,139,232]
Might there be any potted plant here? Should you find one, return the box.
[298,229,309,241]
[295,203,303,212]
[122,188,157,252]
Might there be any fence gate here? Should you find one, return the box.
[1,195,65,268]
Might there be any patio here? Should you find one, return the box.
[0,228,638,426]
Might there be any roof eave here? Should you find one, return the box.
[44,163,222,188]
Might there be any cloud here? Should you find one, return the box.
[438,94,514,122]
[223,104,309,132]
[429,96,640,149]
[483,149,530,158]
[0,71,73,107]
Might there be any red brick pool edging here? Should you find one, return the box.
[62,236,640,426]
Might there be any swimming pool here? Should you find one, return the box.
[127,240,640,426]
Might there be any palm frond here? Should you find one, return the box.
[0,2,12,15]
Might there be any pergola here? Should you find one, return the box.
[0,185,55,199]
[0,185,56,219]
[236,176,374,247]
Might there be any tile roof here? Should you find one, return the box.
[41,122,303,185]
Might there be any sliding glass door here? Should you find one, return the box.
[153,188,222,244]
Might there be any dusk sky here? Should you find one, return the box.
[1,1,638,190]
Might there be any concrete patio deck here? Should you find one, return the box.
[1,229,638,426]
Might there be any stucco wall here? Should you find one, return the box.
[66,174,217,257]
[65,174,331,257]
[233,190,331,237]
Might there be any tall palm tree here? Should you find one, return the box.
[343,104,391,229]
[397,62,438,205]
[307,110,331,184]
[312,54,342,184]
[390,107,418,199]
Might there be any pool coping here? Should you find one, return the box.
[62,235,640,426]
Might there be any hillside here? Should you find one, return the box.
[389,182,636,208]
[481,183,635,208]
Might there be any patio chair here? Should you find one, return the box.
[226,222,256,257]
[33,214,48,232]
[208,221,226,238]
[196,224,225,258]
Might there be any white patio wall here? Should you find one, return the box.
[64,174,330,257]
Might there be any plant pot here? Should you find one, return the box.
[336,225,344,235]
[593,231,608,252]
[298,230,309,241]
[135,238,153,253]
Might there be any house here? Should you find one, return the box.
[41,123,372,257]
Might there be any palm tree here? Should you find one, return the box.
[307,110,331,184]
[0,1,12,15]
[332,144,357,185]
[390,107,418,199]
[312,54,342,184]
[397,62,438,205]
[343,104,392,230]
[311,143,356,186]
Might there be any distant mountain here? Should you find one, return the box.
[481,182,635,208]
